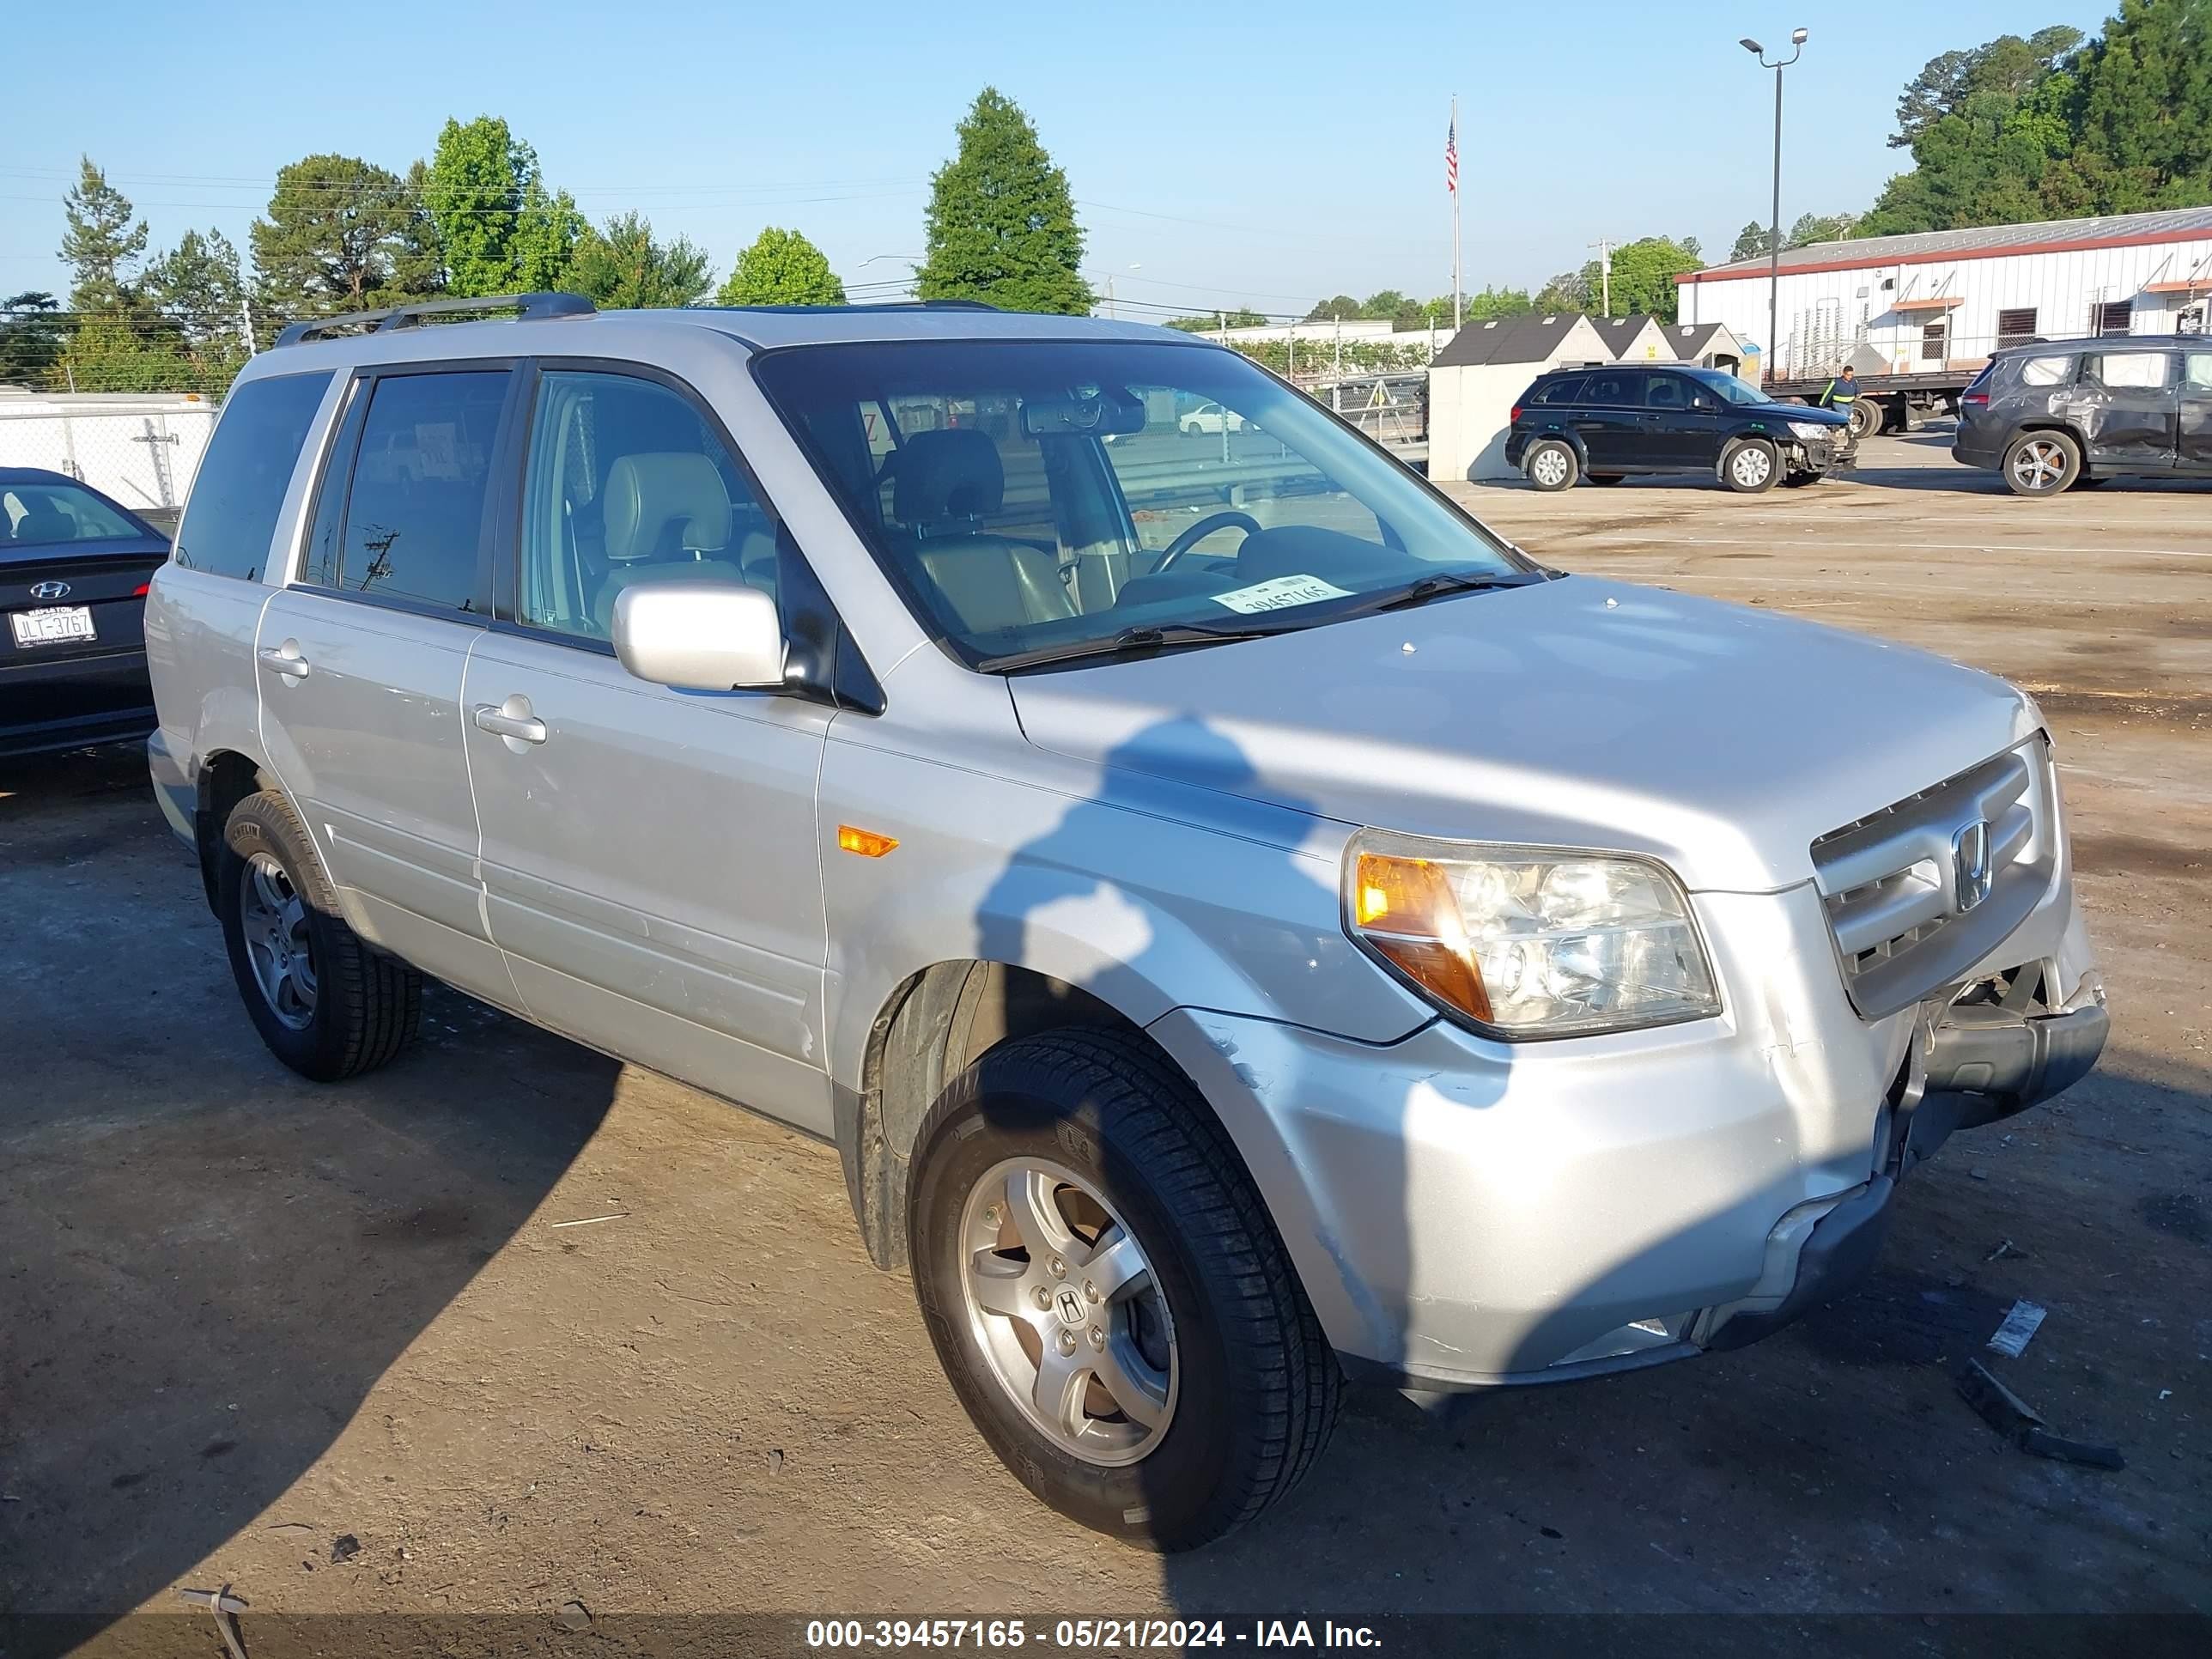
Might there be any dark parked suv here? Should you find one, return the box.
[1505,363,1852,493]
[1954,334,2212,497]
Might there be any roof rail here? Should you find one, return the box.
[703,298,1003,316]
[273,291,596,349]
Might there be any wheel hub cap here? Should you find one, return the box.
[240,851,317,1030]
[958,1158,1177,1467]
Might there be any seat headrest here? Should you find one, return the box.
[603,453,732,562]
[891,428,1004,526]
[10,507,74,545]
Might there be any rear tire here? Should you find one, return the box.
[1523,439,1578,492]
[908,1029,1340,1551]
[1849,398,1883,440]
[1722,438,1780,493]
[2002,430,2081,497]
[217,790,421,1081]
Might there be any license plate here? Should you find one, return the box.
[9,605,96,647]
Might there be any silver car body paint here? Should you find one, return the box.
[143,306,2104,1387]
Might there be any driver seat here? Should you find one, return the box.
[890,429,1076,635]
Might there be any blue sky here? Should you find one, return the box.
[4,0,2113,319]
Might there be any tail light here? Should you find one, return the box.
[1509,404,1523,422]
[1961,392,1989,410]
[132,581,151,597]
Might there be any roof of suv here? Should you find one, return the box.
[1991,332,2205,356]
[248,298,1206,377]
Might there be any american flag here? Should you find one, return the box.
[1445,116,1458,196]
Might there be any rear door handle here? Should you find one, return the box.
[258,645,310,680]
[472,702,547,744]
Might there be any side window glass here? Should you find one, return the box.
[2019,356,2074,387]
[2185,354,2212,392]
[1534,374,1586,405]
[1644,375,1685,410]
[1583,370,1644,406]
[302,380,370,589]
[172,371,331,580]
[519,371,776,642]
[338,371,508,612]
[2085,352,2170,390]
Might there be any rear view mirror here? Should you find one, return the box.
[1022,388,1147,438]
[612,581,785,692]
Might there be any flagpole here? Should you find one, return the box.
[1450,94,1462,331]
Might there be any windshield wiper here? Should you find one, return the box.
[1324,569,1545,619]
[975,622,1277,673]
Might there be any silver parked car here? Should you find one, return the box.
[145,294,2108,1549]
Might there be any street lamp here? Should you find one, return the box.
[1741,28,1808,382]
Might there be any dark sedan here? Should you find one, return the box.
[2,467,170,759]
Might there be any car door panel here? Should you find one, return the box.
[254,365,520,1005]
[2072,350,2179,469]
[2181,353,2212,473]
[463,633,835,1131]
[1571,369,1649,470]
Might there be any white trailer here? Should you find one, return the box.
[0,389,219,520]
[1676,205,2212,434]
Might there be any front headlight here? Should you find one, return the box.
[1787,420,1831,441]
[1343,831,1721,1038]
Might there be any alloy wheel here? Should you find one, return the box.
[958,1157,1177,1467]
[1730,446,1773,488]
[2010,438,2069,492]
[240,851,317,1030]
[1530,447,1570,488]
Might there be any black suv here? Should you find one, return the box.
[1954,334,2212,497]
[1505,363,1852,493]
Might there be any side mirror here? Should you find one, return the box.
[612,581,785,692]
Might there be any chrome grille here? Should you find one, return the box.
[1811,741,2053,1018]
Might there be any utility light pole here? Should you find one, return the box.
[1742,28,1808,381]
[1587,239,1615,318]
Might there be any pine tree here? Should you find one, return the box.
[251,155,441,318]
[143,229,246,356]
[60,157,149,315]
[916,88,1092,315]
[715,228,847,306]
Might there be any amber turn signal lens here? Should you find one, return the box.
[836,824,899,859]
[1350,852,1492,1022]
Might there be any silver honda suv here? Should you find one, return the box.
[144,293,2108,1549]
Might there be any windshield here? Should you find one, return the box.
[1679,367,1771,405]
[752,340,1532,670]
[3,480,145,546]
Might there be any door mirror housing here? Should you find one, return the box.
[611,581,786,692]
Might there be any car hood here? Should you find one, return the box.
[1748,401,1847,426]
[1007,576,2040,892]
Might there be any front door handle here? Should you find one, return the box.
[258,643,310,680]
[473,700,547,744]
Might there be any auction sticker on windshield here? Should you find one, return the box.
[1212,574,1352,614]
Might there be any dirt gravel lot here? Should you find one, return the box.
[3,434,2208,1649]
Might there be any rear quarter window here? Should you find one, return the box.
[2018,356,2074,387]
[173,372,332,580]
[1531,374,1588,405]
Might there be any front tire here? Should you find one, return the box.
[1723,438,1780,493]
[2002,430,2081,497]
[1523,439,1578,492]
[217,790,421,1081]
[909,1030,1340,1551]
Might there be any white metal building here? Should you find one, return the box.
[1678,205,2212,380]
[1426,313,1609,482]
[0,389,218,518]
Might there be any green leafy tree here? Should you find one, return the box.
[514,180,588,291]
[0,293,68,386]
[1164,307,1265,331]
[916,88,1092,314]
[715,227,847,305]
[564,212,714,308]
[1304,294,1360,321]
[425,116,544,296]
[1559,237,1702,319]
[2069,0,2212,208]
[54,315,197,393]
[1534,269,1592,311]
[60,158,149,314]
[1891,26,2084,146]
[252,154,441,317]
[1730,212,1859,262]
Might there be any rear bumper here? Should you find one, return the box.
[0,646,155,758]
[147,727,196,847]
[1953,436,2002,469]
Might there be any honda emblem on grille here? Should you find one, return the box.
[1953,819,1993,912]
[29,580,71,600]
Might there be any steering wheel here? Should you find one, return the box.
[1156,510,1262,571]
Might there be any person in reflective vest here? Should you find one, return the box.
[1819,366,1861,412]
